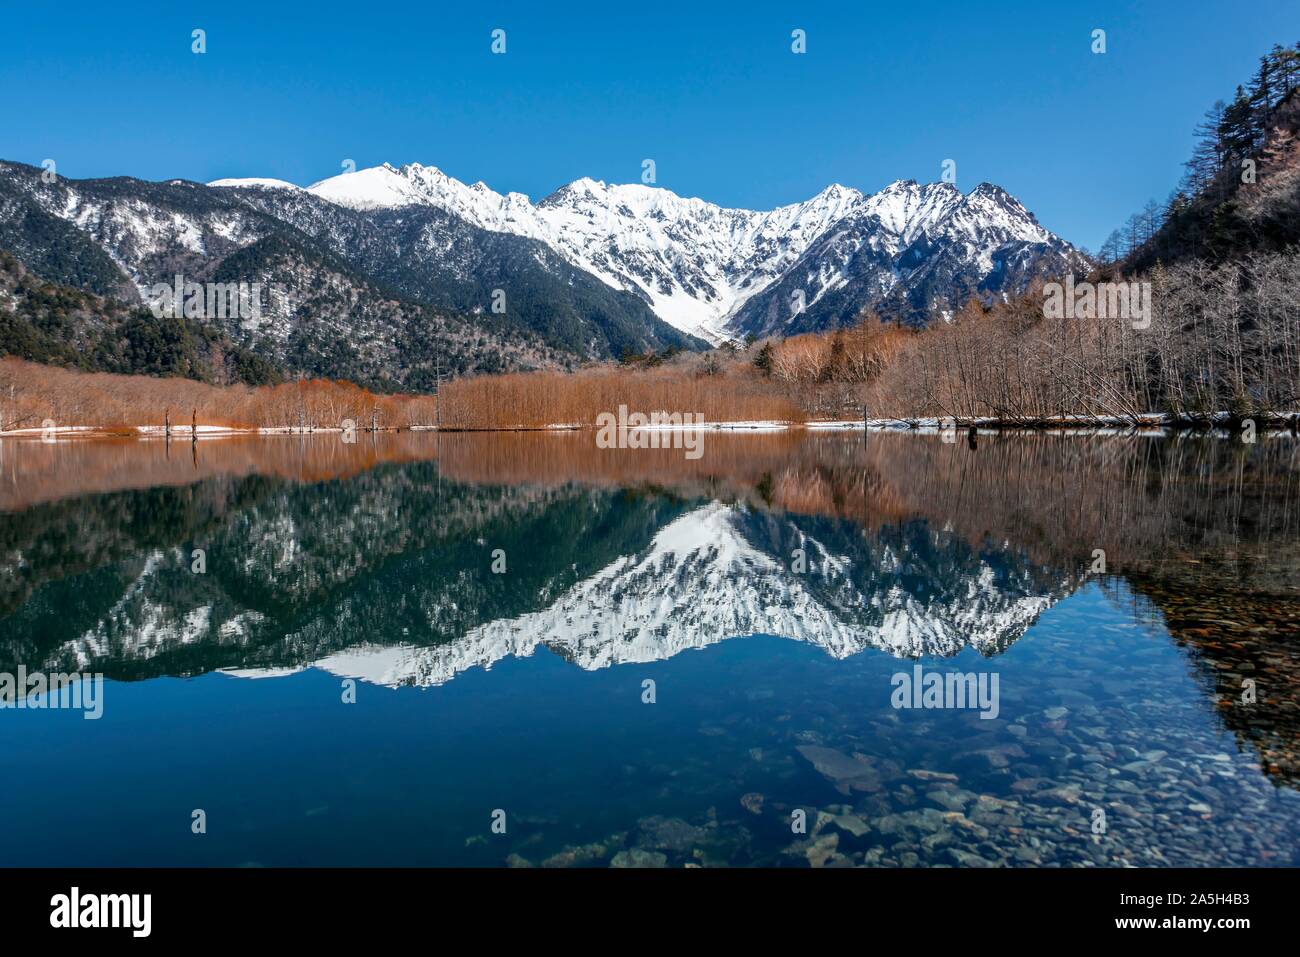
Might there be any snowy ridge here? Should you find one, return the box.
[0,156,1082,352]
[67,549,214,667]
[307,502,1062,689]
[39,501,1069,688]
[8,172,270,300]
[265,162,1081,340]
[0,156,1081,348]
[206,177,302,191]
[852,179,962,249]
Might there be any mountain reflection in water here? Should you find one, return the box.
[1,430,1298,867]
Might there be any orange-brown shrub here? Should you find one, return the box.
[439,365,805,428]
[0,358,439,431]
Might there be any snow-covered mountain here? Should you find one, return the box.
[0,156,1086,369]
[729,180,1091,336]
[262,162,1086,340]
[0,159,695,374]
[25,496,1073,689]
[307,501,1066,689]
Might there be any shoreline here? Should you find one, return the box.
[2,412,1298,441]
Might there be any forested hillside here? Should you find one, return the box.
[1102,42,1300,269]
[0,250,281,386]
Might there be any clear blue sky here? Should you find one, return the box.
[2,0,1297,251]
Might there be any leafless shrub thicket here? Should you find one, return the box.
[759,316,911,417]
[438,365,803,428]
[863,250,1300,421]
[0,358,439,431]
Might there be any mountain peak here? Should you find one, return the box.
[4,155,1084,365]
[402,161,449,179]
[208,177,302,191]
[567,175,609,192]
[305,163,418,209]
[227,159,1078,336]
[809,182,861,203]
[961,182,1036,220]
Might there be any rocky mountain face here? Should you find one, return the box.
[215,177,698,359]
[285,163,1088,340]
[0,157,1085,382]
[0,160,685,385]
[0,248,281,385]
[729,182,1090,336]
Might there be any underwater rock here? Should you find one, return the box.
[944,848,996,868]
[797,745,882,793]
[926,790,970,813]
[1035,783,1085,806]
[542,843,607,868]
[786,831,840,867]
[636,816,705,853]
[908,769,959,783]
[692,824,753,868]
[610,848,668,868]
[825,813,872,838]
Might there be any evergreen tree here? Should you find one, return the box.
[1248,55,1275,131]
[1219,86,1255,160]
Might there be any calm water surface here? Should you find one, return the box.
[1,430,1298,866]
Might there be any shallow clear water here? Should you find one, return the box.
[1,431,1298,866]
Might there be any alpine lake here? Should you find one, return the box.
[1,428,1297,868]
